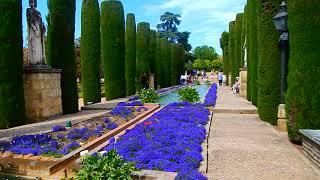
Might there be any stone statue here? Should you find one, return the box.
[27,0,46,65]
[243,36,247,68]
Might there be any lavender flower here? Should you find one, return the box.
[52,125,66,132]
[110,106,133,118]
[106,122,118,130]
[203,83,217,107]
[60,141,80,155]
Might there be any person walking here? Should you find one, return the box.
[218,72,223,86]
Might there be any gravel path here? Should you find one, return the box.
[206,86,320,180]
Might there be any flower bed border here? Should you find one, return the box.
[0,104,160,178]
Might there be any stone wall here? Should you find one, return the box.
[23,68,63,123]
[239,70,247,98]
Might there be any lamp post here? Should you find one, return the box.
[273,1,289,104]
[273,1,289,131]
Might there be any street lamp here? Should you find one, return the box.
[273,1,289,132]
[273,1,289,104]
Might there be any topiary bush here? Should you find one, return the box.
[178,87,200,103]
[286,0,320,143]
[256,0,281,125]
[160,38,171,88]
[0,0,26,128]
[136,22,150,92]
[220,31,229,85]
[248,0,259,106]
[101,0,126,100]
[47,0,78,114]
[125,13,136,96]
[234,13,243,77]
[81,0,101,105]
[228,21,236,85]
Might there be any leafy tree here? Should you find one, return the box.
[156,12,192,51]
[194,45,218,61]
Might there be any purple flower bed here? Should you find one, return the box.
[203,83,217,107]
[118,101,143,107]
[103,102,209,179]
[110,106,134,119]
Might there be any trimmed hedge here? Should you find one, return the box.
[0,0,26,128]
[125,13,136,96]
[234,13,243,77]
[47,0,78,114]
[177,44,185,84]
[241,6,247,68]
[81,0,101,105]
[136,22,150,91]
[149,30,156,75]
[171,43,184,85]
[286,0,320,142]
[228,21,236,85]
[257,0,281,125]
[248,0,259,106]
[160,38,171,88]
[220,31,229,85]
[155,36,162,89]
[243,4,251,101]
[101,0,126,100]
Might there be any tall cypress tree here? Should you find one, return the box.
[149,30,156,75]
[125,13,136,96]
[286,0,320,142]
[155,36,162,89]
[243,4,251,100]
[101,0,126,100]
[241,6,247,68]
[234,13,243,78]
[177,44,185,82]
[228,21,236,85]
[81,0,101,105]
[248,0,259,106]
[171,43,180,85]
[0,0,25,128]
[220,32,229,85]
[136,22,150,91]
[47,0,78,114]
[160,38,171,88]
[257,0,281,125]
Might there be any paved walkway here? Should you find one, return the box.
[207,86,320,180]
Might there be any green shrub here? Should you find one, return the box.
[234,13,243,77]
[194,80,201,85]
[125,13,136,96]
[286,0,320,143]
[178,87,200,103]
[248,0,259,106]
[101,0,126,100]
[136,22,150,91]
[76,149,137,180]
[47,0,78,114]
[257,0,281,125]
[139,88,159,103]
[205,80,211,86]
[228,21,236,85]
[0,0,26,128]
[81,0,101,105]
[220,31,229,85]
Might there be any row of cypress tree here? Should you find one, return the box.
[221,0,320,143]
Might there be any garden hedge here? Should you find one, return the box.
[243,4,251,101]
[220,32,229,85]
[47,0,78,114]
[101,0,126,100]
[136,22,150,91]
[0,0,26,128]
[155,36,162,89]
[234,13,243,76]
[241,6,247,68]
[248,0,259,106]
[149,30,156,75]
[81,0,101,105]
[160,38,171,88]
[228,21,235,85]
[177,44,185,84]
[171,43,184,85]
[286,0,320,142]
[125,13,136,96]
[257,0,281,125]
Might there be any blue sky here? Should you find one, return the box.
[22,0,246,54]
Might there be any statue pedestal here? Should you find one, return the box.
[23,66,63,123]
[239,69,247,98]
[277,104,287,132]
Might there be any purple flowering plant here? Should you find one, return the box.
[103,102,210,179]
[203,83,217,107]
[110,106,134,119]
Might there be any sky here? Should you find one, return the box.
[22,0,246,55]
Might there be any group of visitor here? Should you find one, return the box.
[217,72,240,94]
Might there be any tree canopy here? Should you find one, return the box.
[156,12,192,51]
[194,45,218,61]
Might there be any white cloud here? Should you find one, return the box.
[144,0,246,54]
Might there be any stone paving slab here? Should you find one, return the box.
[206,86,320,180]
